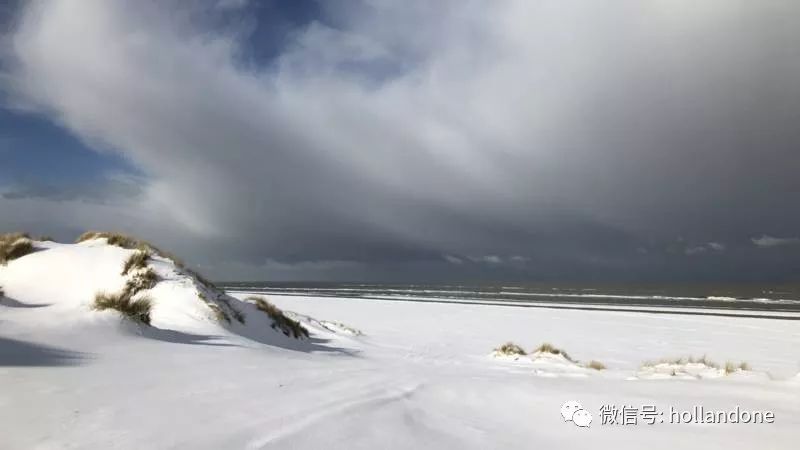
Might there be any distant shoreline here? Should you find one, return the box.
[226,289,800,321]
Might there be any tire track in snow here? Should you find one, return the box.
[246,382,424,449]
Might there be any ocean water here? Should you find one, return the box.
[219,282,800,313]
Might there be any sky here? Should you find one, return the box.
[1,0,799,283]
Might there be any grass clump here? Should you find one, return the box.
[641,355,748,377]
[688,355,718,367]
[122,251,150,275]
[208,303,231,324]
[93,292,152,325]
[0,233,35,265]
[494,342,526,356]
[93,261,159,326]
[79,231,220,297]
[217,296,245,324]
[199,293,245,325]
[79,231,188,269]
[725,361,750,374]
[584,360,606,370]
[125,268,159,295]
[248,296,308,339]
[643,355,720,369]
[77,231,146,249]
[533,342,575,362]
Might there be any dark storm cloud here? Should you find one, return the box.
[1,0,799,281]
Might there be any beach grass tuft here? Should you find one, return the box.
[494,342,526,356]
[533,342,575,362]
[77,231,145,249]
[585,360,606,370]
[725,361,750,374]
[93,291,152,325]
[0,233,35,265]
[208,303,231,324]
[124,268,159,296]
[79,231,219,294]
[122,251,150,275]
[248,296,308,339]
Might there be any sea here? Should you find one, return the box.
[219,282,800,313]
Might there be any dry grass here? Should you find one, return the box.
[79,231,219,297]
[248,296,308,339]
[93,291,152,325]
[688,355,718,367]
[584,360,606,370]
[93,256,159,325]
[532,342,575,362]
[494,342,526,356]
[199,293,245,325]
[122,251,150,275]
[725,361,750,374]
[640,355,749,376]
[643,355,720,369]
[0,233,35,265]
[216,296,245,324]
[208,303,231,324]
[1,232,30,241]
[79,231,175,265]
[77,231,146,249]
[125,268,159,296]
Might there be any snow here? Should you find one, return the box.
[1,240,799,449]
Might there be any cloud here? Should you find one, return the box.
[684,242,725,255]
[1,0,799,280]
[442,254,464,265]
[752,235,800,248]
[479,255,503,265]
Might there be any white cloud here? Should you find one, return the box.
[685,242,725,255]
[752,235,800,248]
[443,254,464,265]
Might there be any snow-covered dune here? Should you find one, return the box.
[0,237,334,350]
[1,237,799,449]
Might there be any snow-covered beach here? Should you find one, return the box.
[4,1,800,447]
[1,238,799,449]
